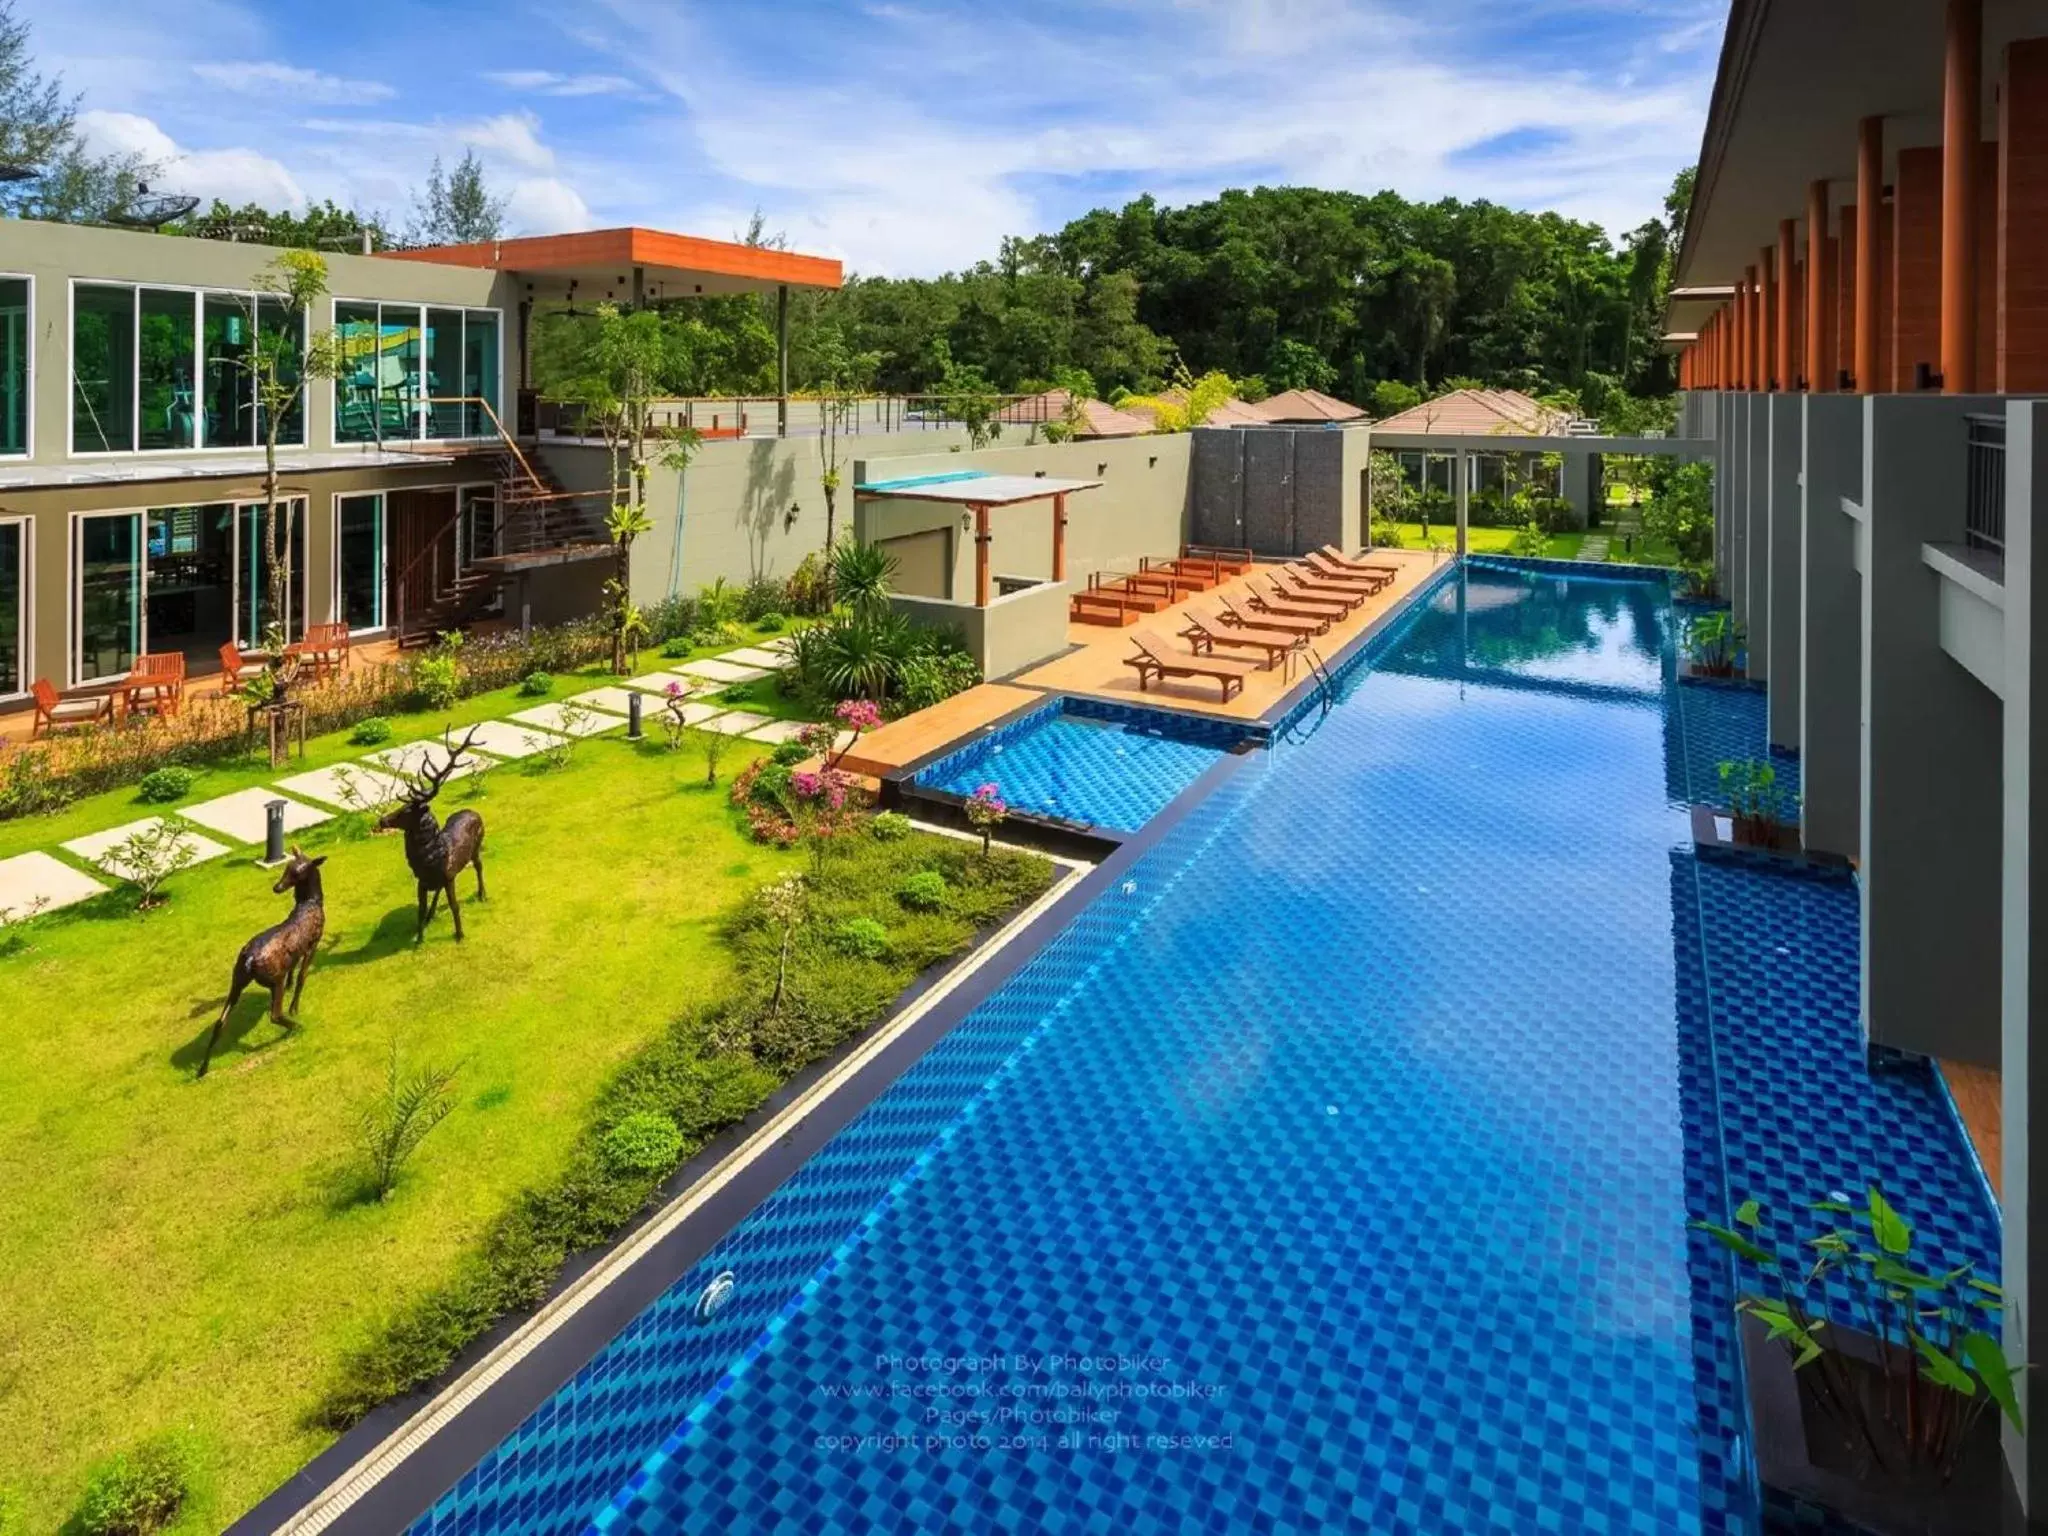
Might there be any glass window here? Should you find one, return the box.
[463,311,500,437]
[258,296,305,445]
[378,303,422,440]
[202,293,255,448]
[459,485,498,567]
[75,511,141,680]
[235,499,307,647]
[72,284,136,453]
[336,494,384,632]
[145,504,235,671]
[334,301,380,443]
[0,278,26,456]
[425,307,463,438]
[0,521,22,694]
[137,288,196,450]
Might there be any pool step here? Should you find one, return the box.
[1069,593,1142,626]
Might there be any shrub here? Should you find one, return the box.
[109,822,199,910]
[600,1111,686,1177]
[739,575,784,622]
[641,593,702,645]
[1509,520,1548,558]
[349,716,394,746]
[413,654,462,712]
[782,551,830,615]
[869,810,912,842]
[833,917,891,960]
[1369,514,1405,550]
[357,1043,460,1201]
[73,1432,194,1536]
[716,619,751,647]
[898,870,949,911]
[771,740,810,767]
[517,670,554,698]
[720,682,756,705]
[752,612,786,634]
[896,650,980,714]
[136,765,195,804]
[660,636,694,659]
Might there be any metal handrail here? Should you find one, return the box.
[1965,412,2006,560]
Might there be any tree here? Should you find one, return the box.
[545,303,702,671]
[1265,337,1337,393]
[0,0,155,221]
[808,316,880,586]
[244,253,346,660]
[407,150,506,246]
[1665,164,1698,251]
[1390,249,1457,387]
[164,198,394,252]
[1368,379,1421,419]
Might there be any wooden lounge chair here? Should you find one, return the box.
[1271,571,1364,612]
[1316,544,1403,579]
[1302,551,1394,590]
[1218,594,1322,639]
[31,678,113,738]
[1247,586,1340,627]
[1124,634,1255,701]
[1179,610,1298,670]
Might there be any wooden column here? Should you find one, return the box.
[1979,140,2000,382]
[1051,492,1067,582]
[2001,38,2048,391]
[1807,181,1832,391]
[1777,220,1798,388]
[1942,0,1982,393]
[1792,258,1807,386]
[1737,278,1751,388]
[1894,145,1945,389]
[973,504,991,607]
[1761,249,1779,389]
[1857,116,1884,391]
[1837,204,1858,389]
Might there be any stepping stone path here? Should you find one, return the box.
[277,762,407,811]
[624,672,704,696]
[510,702,622,738]
[0,850,108,917]
[660,700,727,728]
[675,657,771,685]
[180,787,331,844]
[452,719,565,760]
[62,818,233,878]
[701,710,774,737]
[369,740,491,781]
[742,718,813,745]
[1579,534,1611,561]
[718,646,792,671]
[564,686,650,716]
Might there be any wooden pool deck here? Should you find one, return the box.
[834,684,1044,777]
[1014,548,1441,720]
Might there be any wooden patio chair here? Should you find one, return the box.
[1178,611,1299,671]
[218,642,260,695]
[125,653,186,719]
[1217,594,1323,639]
[1268,572,1361,614]
[1123,633,1255,701]
[31,678,113,738]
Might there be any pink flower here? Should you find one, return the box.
[791,770,821,799]
[835,698,882,731]
[665,681,683,697]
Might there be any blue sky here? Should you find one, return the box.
[30,0,1725,275]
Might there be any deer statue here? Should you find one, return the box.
[199,848,326,1079]
[378,725,488,943]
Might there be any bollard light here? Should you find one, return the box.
[263,799,287,866]
[627,689,644,741]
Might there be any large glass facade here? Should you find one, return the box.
[234,500,307,648]
[336,494,384,632]
[258,296,304,445]
[72,284,136,453]
[145,504,235,668]
[75,512,141,680]
[0,278,26,456]
[336,301,501,442]
[0,521,22,694]
[138,288,196,450]
[202,293,255,447]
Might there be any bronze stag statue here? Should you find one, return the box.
[199,848,326,1078]
[378,726,489,943]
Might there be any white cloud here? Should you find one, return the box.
[78,109,307,208]
[506,176,595,234]
[191,60,395,104]
[483,69,639,98]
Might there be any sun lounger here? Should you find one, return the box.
[1302,551,1394,590]
[1217,594,1322,638]
[1124,634,1255,701]
[1248,585,1342,626]
[1179,610,1298,670]
[1316,545,1403,577]
[1272,571,1365,612]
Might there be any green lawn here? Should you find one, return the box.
[0,731,809,1529]
[1378,523,1587,560]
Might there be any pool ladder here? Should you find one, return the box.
[1303,646,1335,715]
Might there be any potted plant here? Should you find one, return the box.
[1718,757,1796,849]
[1695,1189,2020,1536]
[1682,561,1720,601]
[1683,609,1745,677]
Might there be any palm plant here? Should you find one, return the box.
[816,609,912,703]
[830,540,898,613]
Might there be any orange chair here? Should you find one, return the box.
[218,642,261,694]
[125,653,186,719]
[31,678,113,738]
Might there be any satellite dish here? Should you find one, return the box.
[108,183,202,229]
[0,164,34,184]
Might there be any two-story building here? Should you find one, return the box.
[0,221,840,709]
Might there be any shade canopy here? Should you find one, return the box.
[854,472,1103,505]
[382,226,842,301]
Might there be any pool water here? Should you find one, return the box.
[911,700,1246,833]
[409,561,1995,1536]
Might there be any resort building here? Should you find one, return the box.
[1668,0,2048,1513]
[0,220,840,705]
[1372,386,1604,525]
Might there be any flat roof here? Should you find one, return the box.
[853,471,1103,505]
[382,226,842,299]
[0,447,455,493]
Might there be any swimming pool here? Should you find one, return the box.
[396,560,1995,1535]
[909,698,1252,834]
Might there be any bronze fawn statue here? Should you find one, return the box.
[378,725,489,943]
[199,848,326,1078]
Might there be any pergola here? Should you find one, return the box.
[853,472,1103,606]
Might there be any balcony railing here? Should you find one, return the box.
[1965,413,2006,561]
